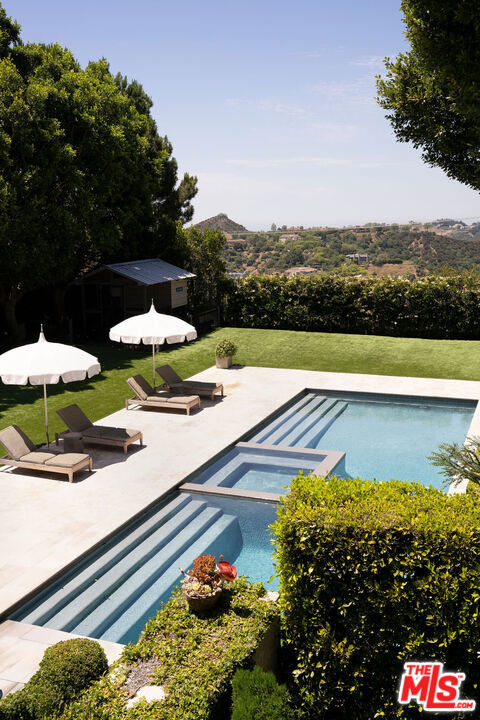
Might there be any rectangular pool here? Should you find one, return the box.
[248,390,476,489]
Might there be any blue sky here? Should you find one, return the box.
[12,0,480,229]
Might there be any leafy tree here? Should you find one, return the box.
[270,223,276,231]
[376,0,480,191]
[0,3,196,337]
[176,224,230,313]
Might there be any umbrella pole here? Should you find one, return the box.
[152,344,156,390]
[43,382,49,448]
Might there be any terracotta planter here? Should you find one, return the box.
[216,356,232,369]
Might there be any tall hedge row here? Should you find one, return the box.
[273,475,480,719]
[225,275,480,339]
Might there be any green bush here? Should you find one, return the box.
[215,338,238,358]
[273,474,480,719]
[225,274,480,339]
[0,638,108,720]
[59,578,280,720]
[231,666,291,720]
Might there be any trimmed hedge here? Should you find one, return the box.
[273,475,480,719]
[231,666,291,720]
[225,274,480,339]
[0,638,108,720]
[56,578,279,720]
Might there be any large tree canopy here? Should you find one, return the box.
[0,3,197,336]
[376,0,480,191]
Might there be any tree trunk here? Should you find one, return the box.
[0,285,21,343]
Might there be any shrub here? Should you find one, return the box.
[429,437,480,489]
[231,666,291,720]
[0,638,108,720]
[273,474,480,719]
[59,578,279,720]
[215,338,238,358]
[225,274,480,339]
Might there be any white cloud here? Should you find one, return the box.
[350,55,385,68]
[313,76,377,105]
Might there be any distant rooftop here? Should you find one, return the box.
[104,259,196,285]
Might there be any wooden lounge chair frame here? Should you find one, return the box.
[126,375,200,415]
[0,425,92,483]
[155,364,224,400]
[56,404,143,454]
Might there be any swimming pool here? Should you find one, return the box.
[11,491,276,645]
[248,390,476,489]
[11,387,476,645]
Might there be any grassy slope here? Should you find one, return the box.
[1,327,480,445]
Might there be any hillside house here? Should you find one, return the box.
[279,233,301,243]
[345,253,370,263]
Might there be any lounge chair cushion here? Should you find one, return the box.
[129,374,156,400]
[156,364,183,386]
[20,452,57,464]
[83,426,140,439]
[45,453,89,468]
[146,394,198,404]
[57,404,92,432]
[0,425,37,460]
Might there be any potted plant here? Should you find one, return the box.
[215,338,238,369]
[181,554,237,611]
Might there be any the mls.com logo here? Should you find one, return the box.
[398,662,476,712]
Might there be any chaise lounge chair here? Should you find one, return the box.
[156,364,224,400]
[56,404,143,454]
[0,425,92,483]
[126,375,201,415]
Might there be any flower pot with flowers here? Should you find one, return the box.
[181,554,237,611]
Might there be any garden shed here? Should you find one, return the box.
[77,258,196,336]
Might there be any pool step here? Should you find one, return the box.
[263,395,328,446]
[249,393,319,444]
[44,500,214,633]
[70,505,228,639]
[296,401,348,449]
[99,512,241,643]
[16,493,193,626]
[279,399,341,447]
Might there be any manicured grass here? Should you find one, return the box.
[1,327,480,445]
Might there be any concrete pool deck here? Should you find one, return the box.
[1,365,480,694]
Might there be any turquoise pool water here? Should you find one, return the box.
[190,445,335,494]
[11,492,276,645]
[249,391,476,489]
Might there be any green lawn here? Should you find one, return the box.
[2,327,480,445]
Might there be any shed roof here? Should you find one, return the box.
[103,259,196,285]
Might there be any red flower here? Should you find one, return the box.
[216,560,237,582]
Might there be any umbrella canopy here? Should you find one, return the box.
[0,328,100,446]
[109,301,197,387]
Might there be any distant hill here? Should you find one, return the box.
[222,224,480,277]
[193,213,248,233]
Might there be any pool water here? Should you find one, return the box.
[249,391,476,489]
[11,491,277,645]
[189,445,339,494]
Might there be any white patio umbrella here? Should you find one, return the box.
[0,327,101,447]
[109,301,197,388]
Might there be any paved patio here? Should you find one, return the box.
[1,365,480,696]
